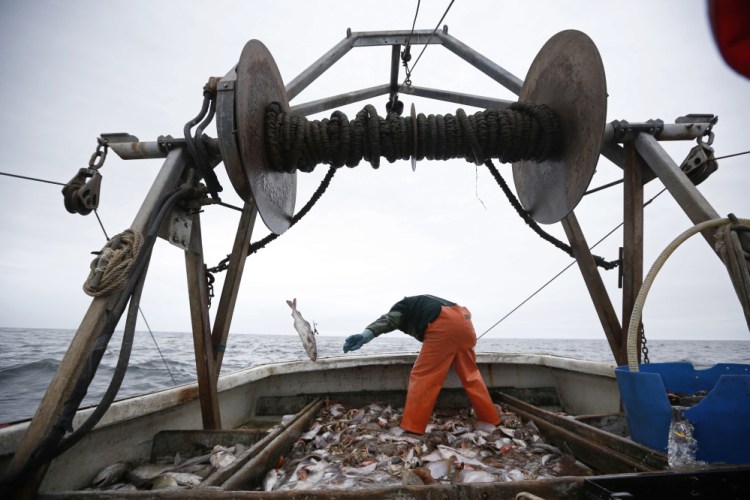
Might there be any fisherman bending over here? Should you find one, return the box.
[343,294,500,434]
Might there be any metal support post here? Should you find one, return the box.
[604,121,713,143]
[562,212,625,365]
[212,202,259,374]
[285,35,357,100]
[634,133,721,242]
[401,85,512,109]
[621,143,646,363]
[285,28,523,102]
[435,30,523,95]
[289,84,390,116]
[184,212,221,429]
[389,44,400,101]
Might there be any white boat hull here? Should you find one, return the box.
[0,353,619,493]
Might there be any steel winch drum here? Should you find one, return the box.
[217,40,295,235]
[218,30,607,233]
[512,30,608,224]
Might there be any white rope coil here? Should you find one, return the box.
[83,229,144,297]
[627,217,750,371]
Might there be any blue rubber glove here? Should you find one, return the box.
[343,330,375,353]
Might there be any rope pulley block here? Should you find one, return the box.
[62,168,103,215]
[512,30,608,224]
[62,138,109,215]
[217,40,295,235]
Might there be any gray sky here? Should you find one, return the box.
[0,0,748,342]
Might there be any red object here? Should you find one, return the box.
[709,0,750,78]
[400,305,501,433]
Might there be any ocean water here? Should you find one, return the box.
[0,328,748,424]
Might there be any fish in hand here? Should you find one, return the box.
[287,298,318,361]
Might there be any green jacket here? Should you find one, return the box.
[364,295,456,342]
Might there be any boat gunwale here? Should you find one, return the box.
[0,353,616,457]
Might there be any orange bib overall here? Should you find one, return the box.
[400,305,500,433]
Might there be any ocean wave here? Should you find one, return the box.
[1,329,748,423]
[0,358,60,424]
[0,358,59,379]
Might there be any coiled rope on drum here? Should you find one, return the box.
[264,102,561,172]
[261,102,617,269]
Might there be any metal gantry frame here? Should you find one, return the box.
[7,28,748,495]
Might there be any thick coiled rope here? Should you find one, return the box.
[264,102,561,173]
[83,229,144,297]
[260,102,622,270]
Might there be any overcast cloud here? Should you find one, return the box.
[0,0,748,343]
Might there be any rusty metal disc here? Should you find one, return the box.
[217,67,247,198]
[512,30,607,224]
[229,39,295,235]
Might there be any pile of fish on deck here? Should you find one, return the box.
[87,401,591,491]
[264,401,591,491]
[87,441,244,491]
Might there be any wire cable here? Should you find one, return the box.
[93,209,110,240]
[138,307,178,386]
[399,0,455,92]
[405,0,421,49]
[478,187,668,340]
[584,148,750,196]
[715,150,750,161]
[0,171,66,186]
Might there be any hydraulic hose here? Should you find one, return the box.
[1,186,193,491]
[627,216,750,371]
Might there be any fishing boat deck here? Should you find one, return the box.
[0,354,642,497]
[4,353,748,498]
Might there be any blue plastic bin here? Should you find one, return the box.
[615,362,750,464]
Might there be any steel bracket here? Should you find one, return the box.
[610,119,665,142]
[157,135,186,152]
[163,206,193,251]
[675,113,717,126]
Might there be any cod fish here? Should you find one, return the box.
[209,445,236,469]
[92,462,130,488]
[287,298,318,361]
